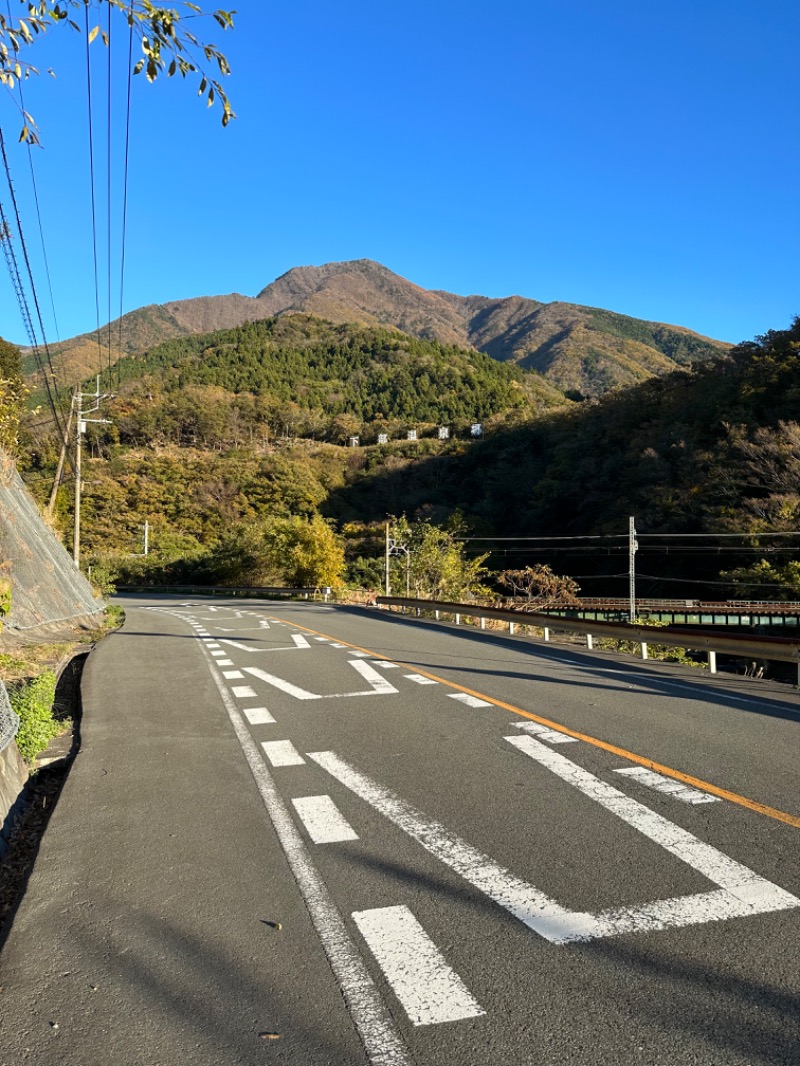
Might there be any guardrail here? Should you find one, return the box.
[377,596,800,683]
[0,680,20,755]
[116,585,327,600]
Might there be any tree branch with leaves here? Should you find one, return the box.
[0,1,235,144]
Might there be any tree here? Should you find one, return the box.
[392,516,491,600]
[0,337,24,453]
[497,565,580,610]
[0,1,235,144]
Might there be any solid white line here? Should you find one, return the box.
[352,906,485,1026]
[231,685,258,699]
[197,642,411,1065]
[505,735,800,935]
[243,707,276,725]
[261,740,305,767]
[448,693,490,708]
[613,766,720,804]
[223,669,244,679]
[292,795,359,843]
[403,674,438,685]
[514,721,579,744]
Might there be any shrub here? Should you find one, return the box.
[8,670,61,764]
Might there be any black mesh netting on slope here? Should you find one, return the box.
[0,453,103,631]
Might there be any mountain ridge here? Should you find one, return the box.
[34,259,730,399]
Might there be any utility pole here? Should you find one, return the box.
[628,515,638,622]
[73,377,112,568]
[143,520,149,556]
[385,521,391,596]
[47,391,75,519]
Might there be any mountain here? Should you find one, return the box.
[33,259,730,399]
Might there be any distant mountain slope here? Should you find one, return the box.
[36,259,730,399]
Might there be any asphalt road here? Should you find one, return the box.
[1,594,799,1066]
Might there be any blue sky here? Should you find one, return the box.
[1,0,798,350]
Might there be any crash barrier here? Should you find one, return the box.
[0,680,20,755]
[376,596,800,685]
[116,585,329,600]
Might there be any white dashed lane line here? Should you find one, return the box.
[613,766,721,804]
[514,721,579,745]
[242,706,276,725]
[292,795,359,843]
[352,905,485,1026]
[231,685,258,699]
[404,674,438,685]
[448,693,490,708]
[261,740,306,767]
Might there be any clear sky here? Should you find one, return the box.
[1,0,798,350]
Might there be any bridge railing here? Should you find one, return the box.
[376,596,800,683]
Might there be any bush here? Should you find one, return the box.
[9,670,61,764]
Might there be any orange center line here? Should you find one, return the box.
[268,613,800,831]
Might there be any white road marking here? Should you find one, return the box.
[310,748,800,944]
[331,643,348,648]
[505,734,800,937]
[243,706,276,725]
[243,662,399,700]
[219,636,311,653]
[218,660,235,667]
[223,670,244,680]
[352,906,485,1026]
[613,766,720,804]
[315,637,331,642]
[231,685,258,699]
[514,721,579,744]
[244,667,319,700]
[261,740,305,767]
[404,674,438,685]
[448,693,490,708]
[292,634,311,648]
[348,651,372,658]
[373,661,400,669]
[207,692,411,1066]
[211,651,226,658]
[292,795,359,843]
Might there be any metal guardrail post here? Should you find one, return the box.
[708,651,717,674]
[641,642,649,660]
[586,633,593,650]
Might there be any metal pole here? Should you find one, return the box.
[629,516,638,622]
[73,389,82,566]
[385,521,391,597]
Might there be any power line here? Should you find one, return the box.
[117,3,135,388]
[85,2,103,380]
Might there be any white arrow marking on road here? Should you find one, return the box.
[352,906,485,1026]
[244,667,319,700]
[514,721,579,744]
[310,747,800,944]
[292,795,359,843]
[242,661,398,700]
[613,766,720,804]
[218,637,310,653]
[261,740,305,767]
[505,734,799,937]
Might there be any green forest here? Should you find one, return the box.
[8,311,800,600]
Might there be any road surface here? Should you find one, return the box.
[1,594,799,1065]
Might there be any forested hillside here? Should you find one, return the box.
[16,314,800,601]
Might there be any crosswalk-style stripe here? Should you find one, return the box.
[243,707,276,725]
[261,740,305,767]
[292,795,359,843]
[514,721,579,744]
[352,906,485,1026]
[404,674,438,685]
[292,634,311,648]
[223,669,244,679]
[613,766,720,804]
[231,685,258,699]
[448,693,490,708]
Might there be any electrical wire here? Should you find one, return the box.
[85,2,102,381]
[117,2,135,388]
[106,0,113,379]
